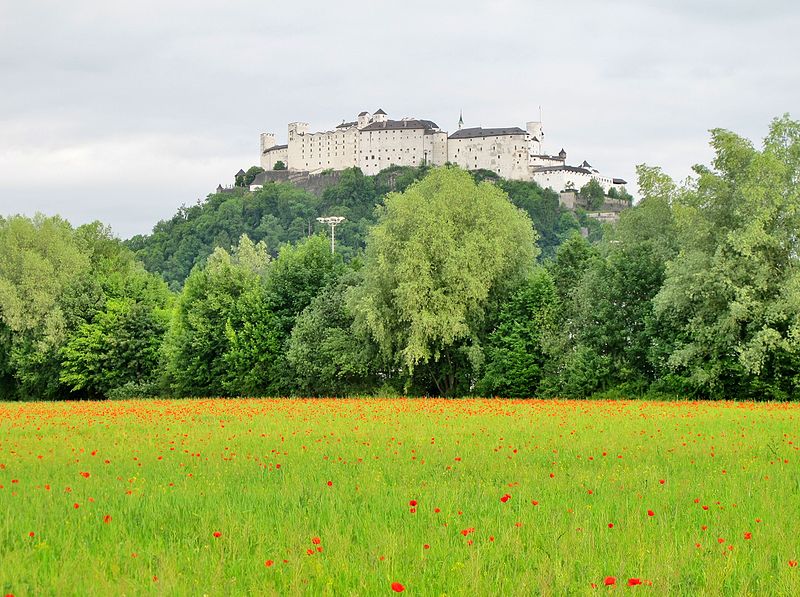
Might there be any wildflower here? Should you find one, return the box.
[647,510,654,517]
[500,494,511,503]
[265,560,274,567]
[744,532,752,540]
[312,537,321,545]
[604,576,616,586]
[213,531,222,538]
[628,578,642,586]
[409,499,417,507]
[391,582,405,592]
[103,515,112,524]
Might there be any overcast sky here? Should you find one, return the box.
[1,0,798,239]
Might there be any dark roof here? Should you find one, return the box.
[581,160,592,168]
[336,121,357,129]
[236,169,246,176]
[360,119,439,132]
[373,108,387,115]
[262,144,288,154]
[613,178,628,185]
[531,165,593,175]
[448,126,526,139]
[358,111,369,116]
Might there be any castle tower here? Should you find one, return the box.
[357,111,370,128]
[526,121,544,155]
[260,132,276,154]
[373,108,388,123]
[458,110,464,130]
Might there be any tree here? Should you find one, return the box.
[286,269,380,396]
[650,115,800,399]
[350,167,538,395]
[273,160,287,171]
[579,179,606,210]
[163,235,271,396]
[477,268,558,397]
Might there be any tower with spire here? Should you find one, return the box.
[458,110,464,130]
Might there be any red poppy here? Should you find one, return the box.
[409,499,417,507]
[73,503,79,509]
[391,582,405,592]
[789,560,797,568]
[80,472,90,479]
[500,494,511,503]
[28,532,34,538]
[647,510,654,517]
[744,532,752,540]
[604,576,616,586]
[327,481,333,486]
[103,515,112,524]
[423,544,430,549]
[628,578,642,586]
[608,523,614,528]
[213,531,222,538]
[312,536,321,545]
[659,479,665,484]
[265,560,274,567]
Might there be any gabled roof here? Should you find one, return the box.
[613,178,628,185]
[373,108,387,115]
[336,121,357,129]
[358,111,369,116]
[448,126,526,139]
[360,119,439,132]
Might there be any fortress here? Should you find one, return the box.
[259,108,627,193]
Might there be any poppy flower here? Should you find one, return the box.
[647,510,654,517]
[265,560,274,567]
[312,537,321,545]
[500,494,511,503]
[608,523,614,528]
[391,582,405,592]
[28,532,34,538]
[604,576,616,586]
[409,499,417,507]
[327,481,333,487]
[789,560,797,568]
[213,531,222,538]
[103,515,112,524]
[744,532,752,540]
[80,472,90,478]
[628,578,642,586]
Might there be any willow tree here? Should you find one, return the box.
[350,167,538,395]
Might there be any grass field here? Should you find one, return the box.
[0,398,798,596]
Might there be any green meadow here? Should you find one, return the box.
[1,398,798,596]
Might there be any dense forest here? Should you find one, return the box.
[1,116,797,400]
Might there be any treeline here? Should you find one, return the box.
[1,116,798,400]
[125,165,587,289]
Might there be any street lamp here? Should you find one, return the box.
[316,216,345,255]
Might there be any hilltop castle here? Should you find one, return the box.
[259,108,627,193]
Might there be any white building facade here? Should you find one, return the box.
[259,108,626,192]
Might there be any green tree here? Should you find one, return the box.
[164,235,271,396]
[350,167,538,396]
[273,160,287,171]
[477,268,558,397]
[651,116,800,399]
[286,269,380,396]
[579,179,606,210]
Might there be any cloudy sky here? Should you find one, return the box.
[1,0,798,239]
